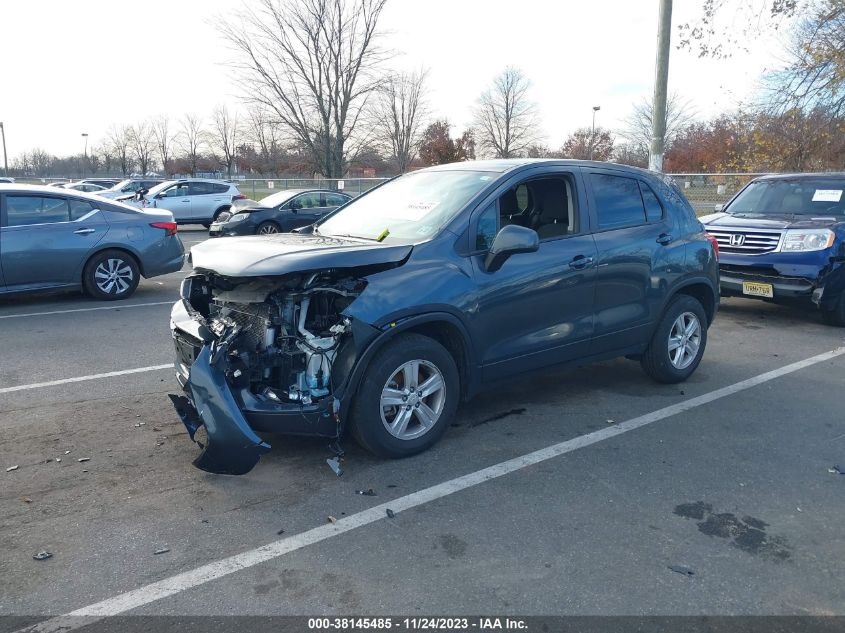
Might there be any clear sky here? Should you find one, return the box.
[0,0,789,158]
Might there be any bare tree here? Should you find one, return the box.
[219,0,389,178]
[210,105,241,178]
[245,105,285,174]
[473,67,541,158]
[373,68,429,172]
[152,115,173,175]
[177,114,205,176]
[106,125,133,176]
[130,121,156,176]
[619,93,697,155]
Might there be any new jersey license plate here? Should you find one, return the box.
[742,281,774,298]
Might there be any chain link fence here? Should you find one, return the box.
[11,172,762,215]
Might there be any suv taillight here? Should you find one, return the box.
[232,193,246,201]
[705,233,719,260]
[150,221,178,236]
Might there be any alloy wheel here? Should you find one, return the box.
[94,258,134,295]
[380,359,446,441]
[258,224,279,234]
[668,311,702,370]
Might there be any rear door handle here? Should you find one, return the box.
[73,228,96,235]
[568,255,595,269]
[656,233,672,245]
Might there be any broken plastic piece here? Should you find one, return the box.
[21,497,32,503]
[668,564,695,576]
[356,489,377,496]
[77,458,91,463]
[33,551,53,561]
[327,516,338,524]
[386,508,395,519]
[326,456,343,477]
[6,465,19,472]
[277,529,285,535]
[154,548,170,555]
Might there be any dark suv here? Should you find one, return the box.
[700,173,845,325]
[170,160,719,474]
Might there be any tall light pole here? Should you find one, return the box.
[81,132,89,177]
[589,106,601,160]
[0,122,8,176]
[648,0,673,172]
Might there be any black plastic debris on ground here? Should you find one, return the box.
[386,508,395,519]
[32,551,53,561]
[668,564,695,576]
[277,529,285,535]
[154,548,170,555]
[471,408,527,427]
[356,488,376,496]
[830,465,845,475]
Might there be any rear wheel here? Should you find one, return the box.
[641,295,708,383]
[350,333,458,458]
[82,249,140,301]
[821,293,845,327]
[257,221,281,235]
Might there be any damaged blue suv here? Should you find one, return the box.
[701,173,845,325]
[170,160,719,474]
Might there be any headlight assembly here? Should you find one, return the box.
[229,213,249,223]
[780,229,835,252]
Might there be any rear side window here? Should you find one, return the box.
[6,196,70,226]
[211,183,230,194]
[590,173,646,229]
[325,193,349,206]
[291,192,322,209]
[188,182,214,195]
[70,200,96,220]
[639,182,664,221]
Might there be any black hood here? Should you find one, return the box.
[700,212,843,230]
[190,233,412,277]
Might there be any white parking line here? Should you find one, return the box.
[18,346,845,632]
[0,301,173,320]
[0,365,172,394]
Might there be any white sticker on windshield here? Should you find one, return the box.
[812,189,843,202]
[390,201,439,221]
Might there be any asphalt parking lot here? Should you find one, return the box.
[2,228,844,625]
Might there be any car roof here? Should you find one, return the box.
[419,158,658,179]
[0,183,112,199]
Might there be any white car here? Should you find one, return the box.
[98,178,164,199]
[119,179,243,225]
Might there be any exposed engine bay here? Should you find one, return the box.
[181,271,365,408]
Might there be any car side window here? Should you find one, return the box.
[164,185,187,198]
[211,183,229,194]
[188,182,213,196]
[292,193,322,209]
[325,193,349,206]
[6,196,70,226]
[590,173,647,229]
[70,200,95,220]
[476,202,499,250]
[639,182,664,221]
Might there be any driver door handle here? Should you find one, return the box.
[73,228,96,235]
[656,233,673,245]
[568,255,595,269]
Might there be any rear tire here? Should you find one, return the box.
[350,333,459,458]
[82,249,140,301]
[821,293,845,327]
[256,221,281,235]
[641,295,708,384]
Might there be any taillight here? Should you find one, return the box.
[232,193,246,200]
[150,221,178,236]
[705,232,719,260]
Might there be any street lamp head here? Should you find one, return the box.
[593,106,601,112]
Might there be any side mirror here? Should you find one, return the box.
[714,204,724,212]
[483,224,539,273]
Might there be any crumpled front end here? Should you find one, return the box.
[169,268,381,475]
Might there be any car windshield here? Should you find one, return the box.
[317,171,494,241]
[260,190,301,207]
[727,178,845,216]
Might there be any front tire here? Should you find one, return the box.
[641,295,708,383]
[821,293,845,327]
[82,249,140,301]
[350,333,459,458]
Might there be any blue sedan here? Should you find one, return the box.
[0,184,184,300]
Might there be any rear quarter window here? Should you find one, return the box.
[590,173,646,229]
